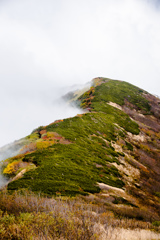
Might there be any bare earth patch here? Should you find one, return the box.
[98,183,125,194]
[107,101,123,111]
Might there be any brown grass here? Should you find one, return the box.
[0,190,159,239]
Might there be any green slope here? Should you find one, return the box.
[5,79,156,196]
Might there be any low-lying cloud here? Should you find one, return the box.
[0,0,160,147]
[0,86,84,147]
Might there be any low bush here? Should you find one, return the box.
[0,190,159,240]
[152,221,160,227]
[3,161,20,177]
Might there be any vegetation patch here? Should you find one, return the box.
[112,196,137,207]
[124,141,134,151]
[8,142,125,196]
[90,80,151,113]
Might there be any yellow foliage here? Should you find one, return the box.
[140,144,151,152]
[3,161,19,175]
[155,132,160,139]
[47,132,55,138]
[36,140,54,150]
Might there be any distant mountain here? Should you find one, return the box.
[1,77,160,222]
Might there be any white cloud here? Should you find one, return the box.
[0,0,160,147]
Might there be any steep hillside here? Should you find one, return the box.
[1,77,160,223]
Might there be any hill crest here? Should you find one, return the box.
[1,77,160,222]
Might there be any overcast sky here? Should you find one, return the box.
[0,0,160,147]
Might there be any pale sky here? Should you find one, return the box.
[0,0,160,147]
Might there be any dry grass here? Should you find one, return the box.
[0,190,159,239]
[94,225,160,240]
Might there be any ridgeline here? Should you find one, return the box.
[1,78,160,237]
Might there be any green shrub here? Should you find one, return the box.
[125,141,133,151]
[152,221,160,227]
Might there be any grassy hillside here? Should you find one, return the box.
[7,110,130,196]
[1,78,160,239]
[2,78,160,222]
[5,80,144,195]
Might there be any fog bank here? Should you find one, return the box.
[0,0,160,147]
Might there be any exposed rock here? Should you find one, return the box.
[107,101,123,111]
[98,183,125,194]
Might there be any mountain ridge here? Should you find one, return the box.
[1,77,160,224]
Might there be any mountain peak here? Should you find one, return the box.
[1,78,160,224]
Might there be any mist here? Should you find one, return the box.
[0,86,84,147]
[0,0,160,147]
